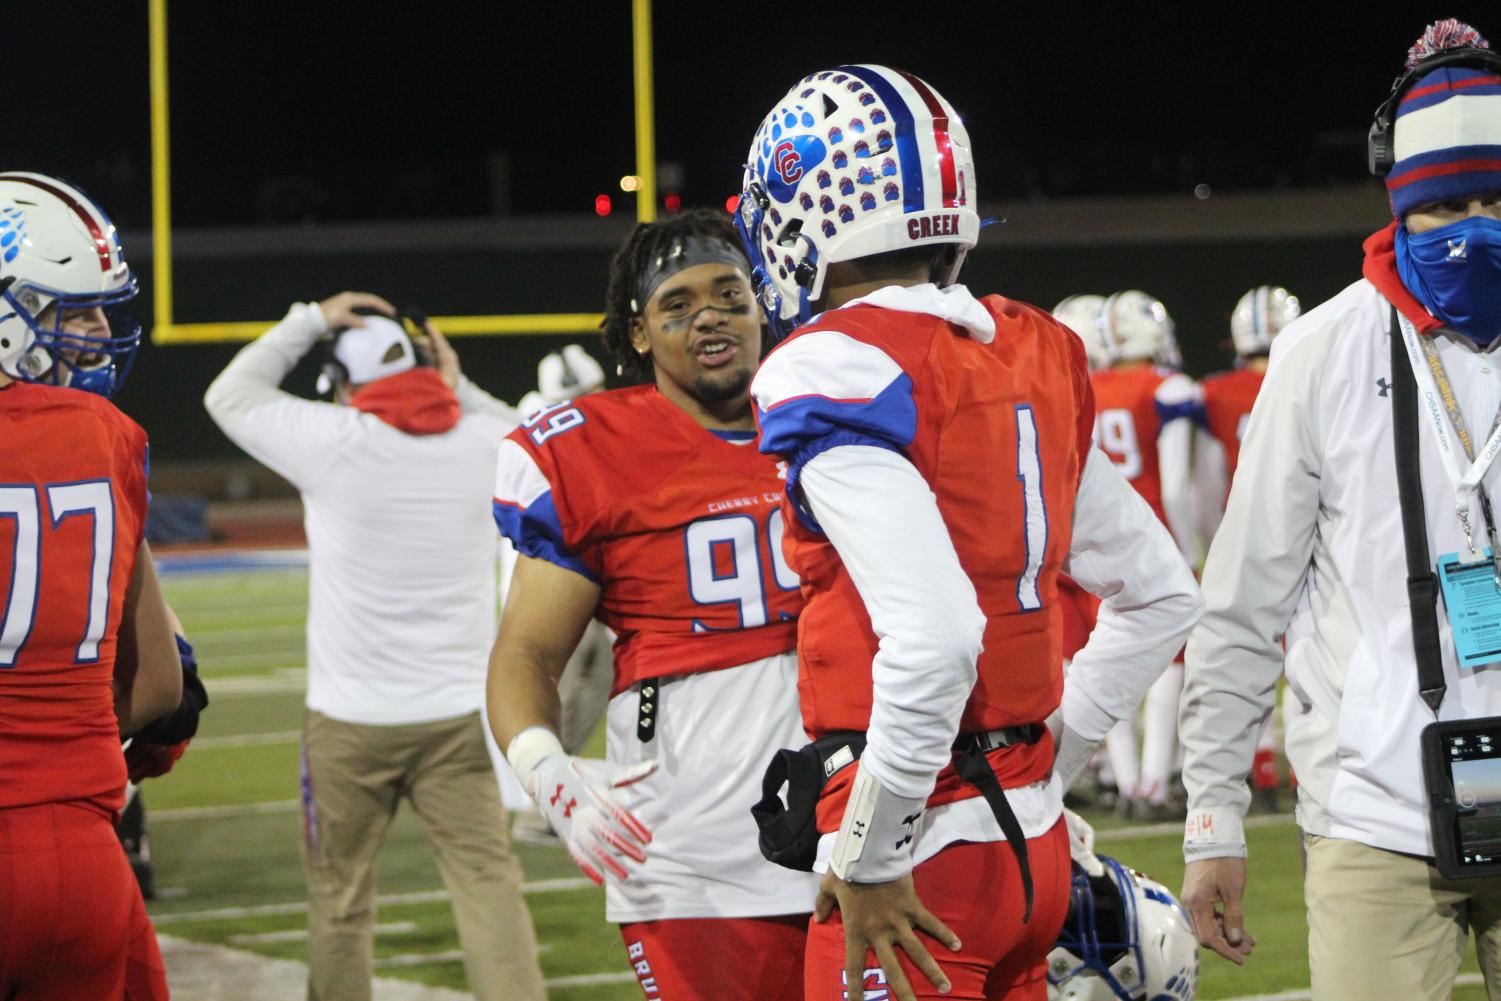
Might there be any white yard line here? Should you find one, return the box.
[544,972,638,988]
[1096,811,1296,843]
[152,800,299,822]
[228,921,418,946]
[202,671,307,696]
[191,730,302,750]
[150,878,594,926]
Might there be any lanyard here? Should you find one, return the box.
[1396,313,1501,576]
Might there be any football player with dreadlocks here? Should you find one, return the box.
[488,208,817,999]
[0,171,182,1000]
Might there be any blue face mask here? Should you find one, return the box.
[1396,216,1501,347]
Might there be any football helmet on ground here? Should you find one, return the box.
[1048,853,1199,1001]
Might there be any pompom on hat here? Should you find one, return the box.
[1385,19,1501,218]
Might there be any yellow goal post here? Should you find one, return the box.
[147,0,657,345]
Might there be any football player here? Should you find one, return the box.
[739,66,1201,1001]
[1196,286,1301,538]
[487,208,818,998]
[0,171,182,1000]
[1092,290,1201,821]
[1195,285,1301,813]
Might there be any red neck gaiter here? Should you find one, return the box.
[1362,221,1443,335]
[349,367,461,435]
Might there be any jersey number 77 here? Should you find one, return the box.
[0,480,117,667]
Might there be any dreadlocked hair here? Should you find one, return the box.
[601,208,750,383]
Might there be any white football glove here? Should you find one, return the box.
[508,727,657,885]
[1063,807,1105,877]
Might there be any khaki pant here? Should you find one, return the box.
[300,709,545,1001]
[1305,833,1501,1001]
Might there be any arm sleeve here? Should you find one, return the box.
[455,375,521,424]
[1180,330,1326,860]
[798,444,985,804]
[752,331,917,532]
[1194,427,1229,545]
[1155,374,1201,561]
[1061,448,1204,741]
[491,438,598,583]
[202,302,354,489]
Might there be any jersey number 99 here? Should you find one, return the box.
[684,509,797,630]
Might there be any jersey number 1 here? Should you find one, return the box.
[0,481,116,668]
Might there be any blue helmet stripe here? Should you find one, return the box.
[837,65,924,213]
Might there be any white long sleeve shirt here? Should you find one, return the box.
[1182,277,1501,860]
[203,303,518,725]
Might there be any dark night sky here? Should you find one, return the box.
[14,3,1501,227]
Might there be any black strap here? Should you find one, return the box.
[636,678,659,742]
[953,744,1033,923]
[1390,308,1447,714]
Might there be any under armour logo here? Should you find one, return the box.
[1450,238,1469,261]
[851,820,867,840]
[893,811,922,850]
[1376,377,1391,397]
[549,784,578,818]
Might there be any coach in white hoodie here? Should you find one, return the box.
[204,292,544,1001]
[1179,21,1501,1001]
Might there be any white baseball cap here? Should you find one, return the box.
[317,315,417,393]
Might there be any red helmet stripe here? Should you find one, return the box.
[0,174,113,274]
[894,70,958,208]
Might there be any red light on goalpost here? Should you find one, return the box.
[724,195,738,213]
[594,194,612,217]
[664,192,681,213]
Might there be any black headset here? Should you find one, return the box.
[318,305,432,393]
[1369,46,1501,176]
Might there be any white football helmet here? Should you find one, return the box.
[1101,291,1176,368]
[518,344,607,417]
[1230,285,1300,357]
[1048,855,1199,1001]
[1053,294,1113,370]
[736,65,979,340]
[0,172,140,396]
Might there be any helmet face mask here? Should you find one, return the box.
[1048,855,1198,1001]
[0,172,140,397]
[737,65,980,341]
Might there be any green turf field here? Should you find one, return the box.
[151,559,1490,999]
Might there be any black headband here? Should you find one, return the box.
[632,236,748,314]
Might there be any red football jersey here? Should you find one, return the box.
[1088,365,1181,523]
[1199,366,1265,491]
[756,296,1095,745]
[493,385,801,695]
[0,382,150,816]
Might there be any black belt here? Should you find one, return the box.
[751,724,1045,922]
[955,724,1046,754]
